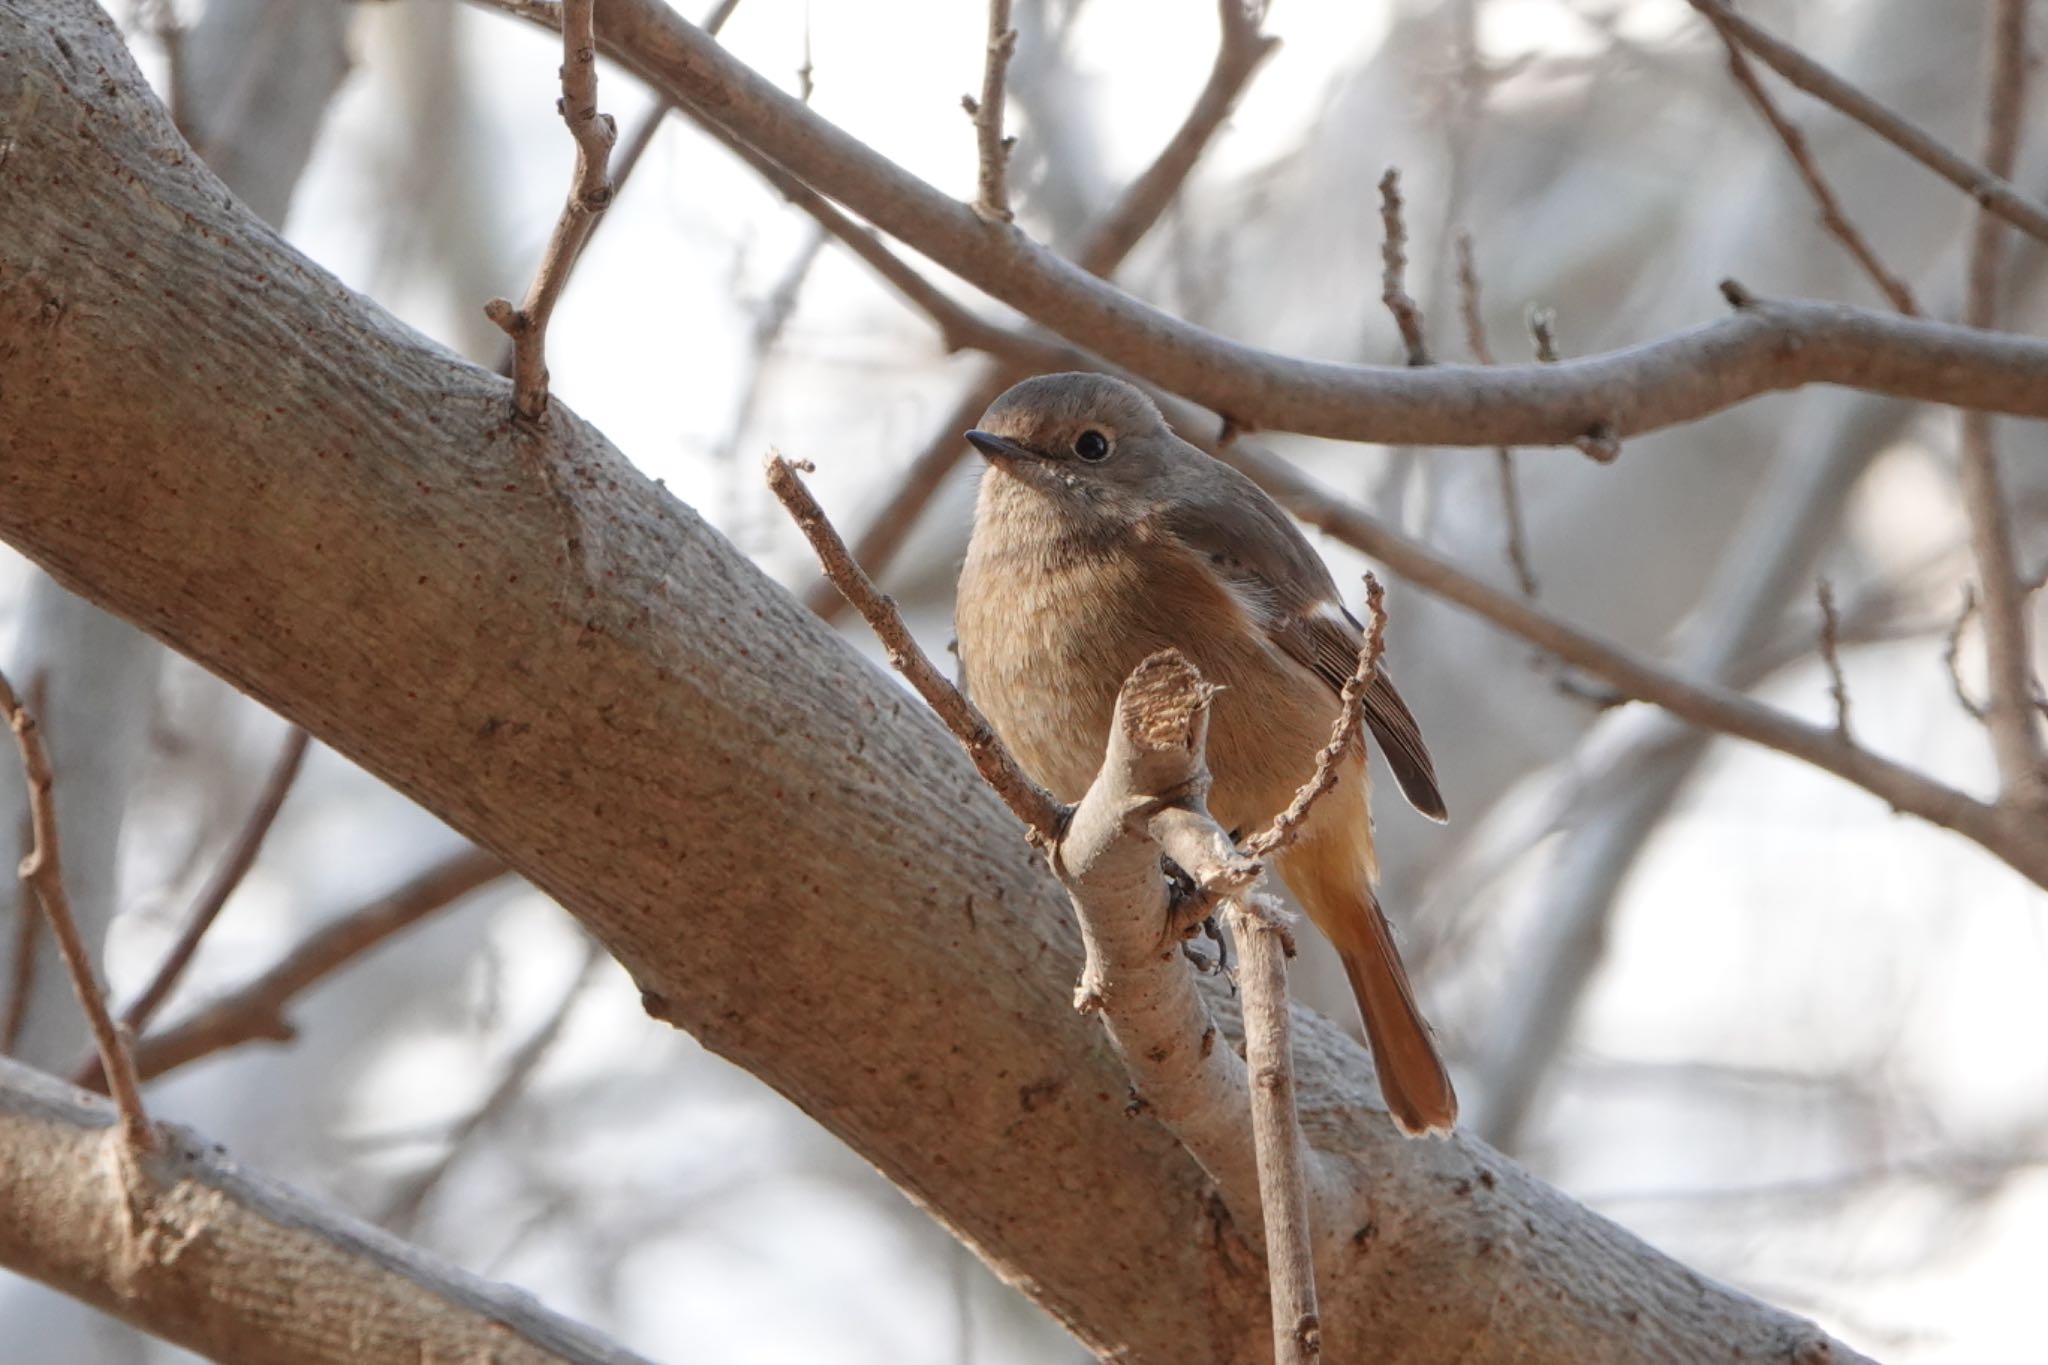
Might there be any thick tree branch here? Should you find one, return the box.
[0,5,1875,1358]
[0,1059,650,1364]
[476,0,2048,446]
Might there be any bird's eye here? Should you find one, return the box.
[1074,430,1111,462]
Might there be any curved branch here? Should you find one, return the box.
[0,1060,650,1365]
[474,0,2048,447]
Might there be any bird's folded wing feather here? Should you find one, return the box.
[1158,469,1449,822]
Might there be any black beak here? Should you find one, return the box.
[965,429,1036,462]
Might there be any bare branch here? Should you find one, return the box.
[1710,29,1918,315]
[1456,236,1540,597]
[118,724,309,1038]
[795,5,813,103]
[1686,0,2048,246]
[708,127,2048,886]
[0,1058,653,1365]
[1211,439,2048,886]
[1956,0,2047,807]
[765,454,1069,844]
[1946,584,1988,721]
[484,0,617,420]
[802,0,1276,621]
[1817,578,1852,742]
[2,672,44,1057]
[964,0,1018,223]
[710,227,826,468]
[489,0,741,382]
[475,0,2048,445]
[1377,169,1430,366]
[1226,892,1322,1365]
[134,0,187,138]
[1244,577,1385,861]
[3,872,35,1056]
[0,669,151,1153]
[82,848,512,1089]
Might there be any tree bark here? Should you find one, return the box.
[0,3,1867,1360]
[0,1059,649,1364]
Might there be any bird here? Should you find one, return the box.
[954,371,1456,1136]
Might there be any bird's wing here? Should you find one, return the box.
[1157,463,1448,821]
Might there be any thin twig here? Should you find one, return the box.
[382,935,602,1232]
[1944,584,1987,722]
[1686,0,2048,246]
[1377,169,1430,366]
[119,724,310,1037]
[1244,577,1386,860]
[2,674,42,1056]
[802,379,1009,621]
[81,847,512,1089]
[0,668,151,1152]
[488,0,740,381]
[711,228,827,468]
[1956,0,2046,807]
[798,0,1275,621]
[1527,306,1559,363]
[485,0,617,420]
[795,1,814,103]
[1456,235,1539,598]
[1225,892,1321,1365]
[1211,438,2048,887]
[764,454,1068,843]
[963,0,1018,223]
[1816,578,1852,742]
[3,871,35,1056]
[1711,31,1918,315]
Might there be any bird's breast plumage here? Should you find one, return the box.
[957,475,1358,838]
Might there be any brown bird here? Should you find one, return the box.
[955,372,1456,1136]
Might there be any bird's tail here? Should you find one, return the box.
[1286,838,1458,1136]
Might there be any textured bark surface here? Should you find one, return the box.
[0,1061,649,1364]
[0,3,1867,1360]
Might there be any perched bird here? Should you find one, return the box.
[955,372,1456,1136]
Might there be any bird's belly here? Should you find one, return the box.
[958,546,1352,835]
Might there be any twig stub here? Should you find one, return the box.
[1119,651,1221,753]
[1376,168,1430,366]
[1816,578,1853,742]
